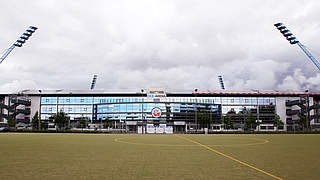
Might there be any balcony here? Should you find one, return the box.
[16,108,31,115]
[286,109,300,116]
[10,99,31,106]
[286,100,305,106]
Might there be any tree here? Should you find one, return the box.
[223,115,234,130]
[298,114,307,130]
[245,113,257,131]
[273,114,284,131]
[52,111,69,130]
[198,112,210,129]
[79,116,88,130]
[31,111,39,129]
[103,118,112,128]
[7,116,16,129]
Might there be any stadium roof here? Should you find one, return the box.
[0,89,319,97]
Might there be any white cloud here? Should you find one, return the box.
[0,0,320,92]
[0,80,38,93]
[277,69,320,91]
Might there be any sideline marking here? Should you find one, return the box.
[114,137,269,147]
[176,135,283,180]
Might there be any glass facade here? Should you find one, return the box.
[94,103,220,123]
[40,96,276,124]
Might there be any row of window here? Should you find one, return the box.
[41,104,219,115]
[41,113,92,120]
[41,105,92,113]
[41,104,263,118]
[96,103,220,113]
[42,96,276,105]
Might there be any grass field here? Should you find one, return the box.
[0,133,319,180]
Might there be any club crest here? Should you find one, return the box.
[151,107,161,118]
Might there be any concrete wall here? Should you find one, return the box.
[275,97,288,130]
[1,95,40,123]
[29,96,41,122]
[276,96,318,128]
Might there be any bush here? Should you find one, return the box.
[207,130,320,134]
[5,129,320,134]
[7,129,111,134]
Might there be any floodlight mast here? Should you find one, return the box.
[90,75,98,90]
[0,26,38,64]
[218,75,225,90]
[274,23,320,71]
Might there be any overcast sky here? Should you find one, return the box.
[0,0,320,93]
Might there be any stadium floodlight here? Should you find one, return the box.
[90,75,98,90]
[274,23,299,45]
[218,75,225,90]
[0,26,38,64]
[274,22,320,70]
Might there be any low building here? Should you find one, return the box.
[1,88,319,133]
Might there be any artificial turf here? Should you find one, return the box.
[0,133,319,180]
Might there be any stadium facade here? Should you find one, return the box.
[1,88,320,133]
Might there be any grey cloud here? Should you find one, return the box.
[0,0,320,93]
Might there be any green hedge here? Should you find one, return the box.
[6,129,112,134]
[207,130,320,134]
[4,129,320,134]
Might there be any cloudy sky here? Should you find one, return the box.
[0,0,320,93]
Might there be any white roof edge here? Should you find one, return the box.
[0,89,318,95]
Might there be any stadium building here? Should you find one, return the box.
[1,88,320,133]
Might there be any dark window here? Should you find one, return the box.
[268,126,274,130]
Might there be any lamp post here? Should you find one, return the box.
[251,89,260,131]
[141,89,145,134]
[304,89,310,130]
[38,90,42,130]
[194,88,198,131]
[0,26,38,64]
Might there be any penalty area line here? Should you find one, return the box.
[175,135,283,180]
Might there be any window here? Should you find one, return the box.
[66,98,70,102]
[264,98,270,104]
[80,99,84,103]
[268,126,274,130]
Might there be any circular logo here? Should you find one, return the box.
[151,107,162,118]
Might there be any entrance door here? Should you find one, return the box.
[128,125,137,133]
[174,125,185,133]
